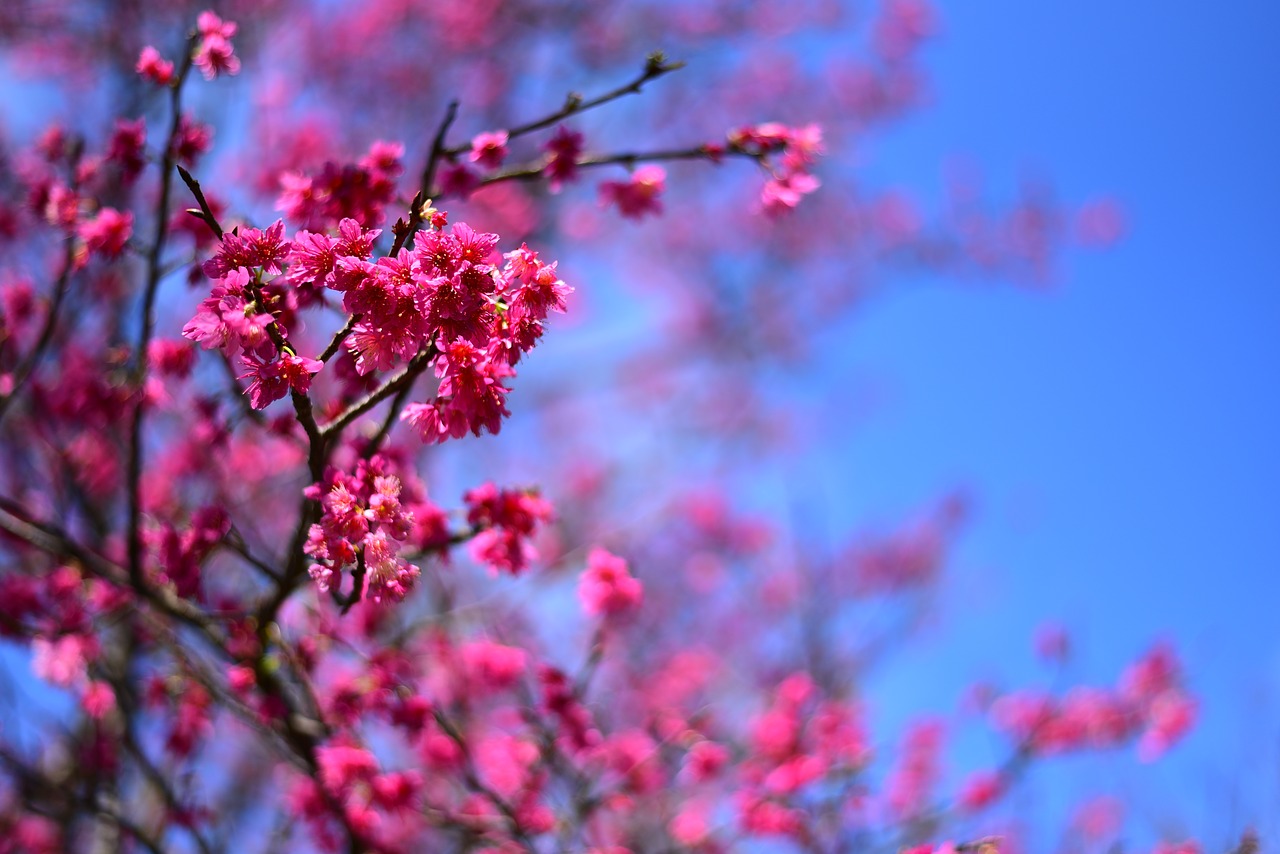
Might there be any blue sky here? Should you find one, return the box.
[802,0,1280,842]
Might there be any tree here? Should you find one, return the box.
[0,2,1214,852]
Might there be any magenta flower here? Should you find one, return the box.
[107,118,147,181]
[77,207,132,258]
[438,163,479,200]
[135,46,174,85]
[760,170,820,217]
[469,130,509,170]
[599,165,666,220]
[578,547,643,618]
[239,351,323,409]
[193,11,240,80]
[542,125,583,192]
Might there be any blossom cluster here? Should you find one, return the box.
[397,232,571,443]
[137,10,239,85]
[184,211,569,431]
[182,220,321,408]
[989,644,1197,760]
[462,482,555,576]
[599,165,667,220]
[735,673,870,837]
[578,547,643,618]
[277,141,404,230]
[305,457,420,602]
[194,11,240,80]
[726,122,825,215]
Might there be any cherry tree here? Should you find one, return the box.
[0,2,1219,853]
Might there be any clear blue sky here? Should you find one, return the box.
[801,0,1280,843]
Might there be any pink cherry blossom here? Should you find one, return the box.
[469,130,509,169]
[135,46,174,85]
[599,165,666,219]
[579,547,643,617]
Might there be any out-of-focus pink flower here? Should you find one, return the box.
[194,12,240,80]
[543,126,584,192]
[81,681,116,719]
[599,165,666,220]
[1138,692,1197,761]
[135,46,174,85]
[439,163,480,199]
[761,171,820,217]
[1034,621,1071,662]
[147,339,196,378]
[32,635,96,687]
[78,208,133,258]
[957,769,1003,812]
[1076,197,1127,246]
[579,547,644,618]
[469,130,509,170]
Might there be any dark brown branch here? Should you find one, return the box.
[0,235,76,424]
[443,52,685,155]
[0,746,168,854]
[118,728,215,854]
[339,548,367,614]
[127,37,197,588]
[224,526,283,583]
[390,100,460,256]
[0,496,224,643]
[359,369,418,460]
[218,349,266,427]
[465,143,763,195]
[319,346,435,438]
[175,163,224,239]
[318,312,360,363]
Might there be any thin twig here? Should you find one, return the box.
[318,313,360,363]
[0,497,224,643]
[390,100,460,256]
[468,143,764,195]
[175,163,224,239]
[359,370,418,460]
[431,708,538,851]
[118,728,216,854]
[224,526,283,583]
[319,346,435,438]
[0,235,76,424]
[443,52,685,155]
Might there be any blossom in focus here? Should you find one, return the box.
[240,351,323,409]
